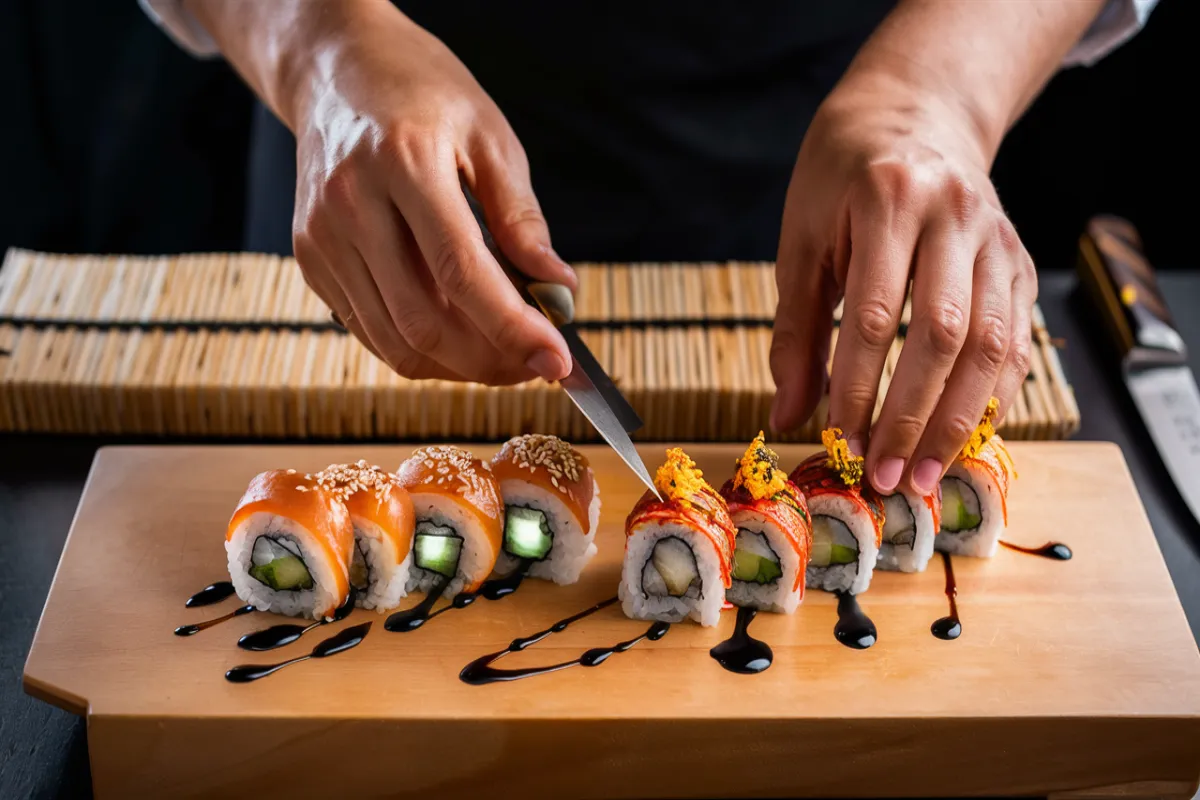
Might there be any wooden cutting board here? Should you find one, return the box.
[23,443,1200,799]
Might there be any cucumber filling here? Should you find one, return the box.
[503,505,553,560]
[940,477,982,532]
[642,536,700,598]
[349,537,370,591]
[882,494,916,549]
[413,521,463,578]
[809,515,859,569]
[249,536,313,591]
[732,529,782,585]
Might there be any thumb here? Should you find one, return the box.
[471,140,578,291]
[770,259,836,434]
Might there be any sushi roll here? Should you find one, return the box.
[309,460,415,612]
[397,446,504,598]
[490,434,600,585]
[936,398,1016,558]
[875,485,941,573]
[719,432,812,614]
[789,428,885,595]
[225,469,354,620]
[620,448,736,627]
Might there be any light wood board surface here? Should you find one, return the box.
[23,442,1200,799]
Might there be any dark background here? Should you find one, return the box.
[0,0,1194,271]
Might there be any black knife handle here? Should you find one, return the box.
[1077,214,1187,367]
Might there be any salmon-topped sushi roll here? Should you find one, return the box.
[397,446,503,599]
[226,469,354,620]
[310,460,415,612]
[490,434,600,585]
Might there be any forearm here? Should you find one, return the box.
[181,0,382,130]
[835,0,1107,165]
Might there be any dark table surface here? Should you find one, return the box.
[3,271,1199,800]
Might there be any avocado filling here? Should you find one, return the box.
[642,536,700,598]
[940,477,982,532]
[503,505,553,560]
[413,521,463,578]
[349,537,370,591]
[732,529,782,585]
[249,536,314,591]
[882,494,916,549]
[809,515,859,568]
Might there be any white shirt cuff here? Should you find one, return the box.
[138,0,220,58]
[1064,0,1159,67]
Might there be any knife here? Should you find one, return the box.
[460,179,661,500]
[1078,214,1200,525]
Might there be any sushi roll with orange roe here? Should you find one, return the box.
[720,433,812,614]
[309,460,415,612]
[490,434,600,584]
[936,398,1017,558]
[620,448,736,627]
[397,446,503,599]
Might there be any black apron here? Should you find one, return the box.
[245,2,896,261]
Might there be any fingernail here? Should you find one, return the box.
[873,457,904,493]
[912,458,944,495]
[526,349,568,382]
[848,434,865,457]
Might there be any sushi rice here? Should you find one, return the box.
[405,493,497,598]
[227,513,345,621]
[726,511,804,613]
[875,491,937,573]
[620,519,727,627]
[352,518,413,611]
[805,493,880,594]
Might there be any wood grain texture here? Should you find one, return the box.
[23,443,1200,799]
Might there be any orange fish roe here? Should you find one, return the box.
[961,397,1001,460]
[732,431,788,501]
[821,427,863,487]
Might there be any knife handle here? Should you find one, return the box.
[1077,214,1187,367]
[459,175,576,328]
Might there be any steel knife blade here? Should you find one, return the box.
[1078,214,1200,525]
[459,178,659,499]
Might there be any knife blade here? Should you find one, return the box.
[459,178,660,499]
[1078,214,1200,524]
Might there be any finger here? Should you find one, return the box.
[826,183,918,455]
[770,247,837,433]
[991,249,1037,420]
[389,152,570,382]
[470,137,577,291]
[294,233,390,366]
[865,215,974,494]
[350,186,538,385]
[903,238,1012,495]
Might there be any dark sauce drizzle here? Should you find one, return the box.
[460,596,671,685]
[1000,540,1072,560]
[174,604,254,636]
[225,621,372,683]
[237,588,357,650]
[930,551,962,640]
[709,606,773,674]
[834,590,877,649]
[185,581,236,608]
[384,559,533,633]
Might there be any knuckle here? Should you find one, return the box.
[862,160,918,209]
[943,175,981,226]
[379,120,440,174]
[489,310,531,354]
[889,411,927,445]
[972,312,1009,370]
[387,347,426,380]
[430,238,478,298]
[850,299,898,348]
[943,413,979,446]
[1008,337,1032,379]
[322,168,360,223]
[837,381,879,417]
[995,217,1022,254]
[396,312,443,355]
[923,301,968,359]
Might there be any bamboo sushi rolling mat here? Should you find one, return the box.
[0,249,1079,441]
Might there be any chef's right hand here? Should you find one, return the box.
[277,1,574,383]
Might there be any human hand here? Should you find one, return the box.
[769,72,1036,496]
[287,0,573,384]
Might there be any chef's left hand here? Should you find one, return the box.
[769,72,1036,497]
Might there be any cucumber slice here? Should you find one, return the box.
[414,525,463,578]
[755,558,783,583]
[249,555,314,591]
[732,549,762,582]
[810,515,858,568]
[503,506,553,560]
[732,530,783,584]
[940,478,982,532]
